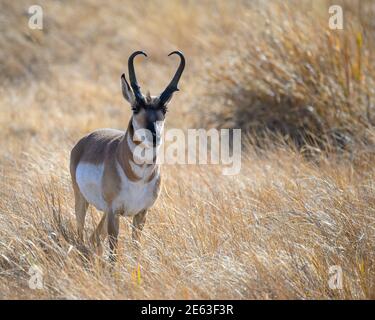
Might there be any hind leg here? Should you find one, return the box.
[73,185,89,241]
[132,210,147,247]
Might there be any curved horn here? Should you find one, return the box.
[128,51,147,102]
[159,51,185,105]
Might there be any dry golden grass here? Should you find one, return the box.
[0,0,374,299]
[198,0,375,148]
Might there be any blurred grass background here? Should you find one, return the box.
[0,0,374,299]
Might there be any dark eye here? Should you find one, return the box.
[132,103,143,114]
[132,106,140,114]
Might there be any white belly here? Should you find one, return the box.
[76,162,108,212]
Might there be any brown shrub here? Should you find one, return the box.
[197,1,375,149]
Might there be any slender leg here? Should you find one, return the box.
[73,186,89,242]
[90,212,108,255]
[132,210,147,246]
[107,210,120,262]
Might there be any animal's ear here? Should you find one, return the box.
[121,74,135,104]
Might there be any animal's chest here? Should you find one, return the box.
[112,163,158,216]
[75,161,158,215]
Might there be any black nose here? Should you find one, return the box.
[152,132,157,147]
[147,123,157,147]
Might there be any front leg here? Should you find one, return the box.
[107,210,120,262]
[132,210,147,246]
[90,212,108,256]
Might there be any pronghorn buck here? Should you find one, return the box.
[70,51,185,261]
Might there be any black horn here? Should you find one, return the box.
[128,51,147,103]
[159,51,185,105]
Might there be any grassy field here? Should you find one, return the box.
[0,0,374,299]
